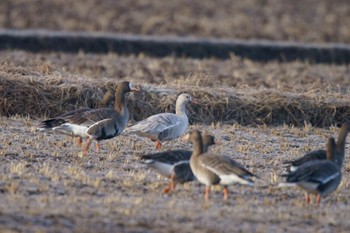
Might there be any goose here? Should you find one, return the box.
[283,122,349,172]
[125,93,195,149]
[38,88,115,150]
[38,81,137,156]
[140,134,219,193]
[184,130,256,201]
[280,137,341,207]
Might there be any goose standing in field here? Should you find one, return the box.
[38,81,138,156]
[140,134,219,193]
[280,137,341,207]
[38,88,115,150]
[283,122,349,173]
[125,93,195,149]
[184,130,256,201]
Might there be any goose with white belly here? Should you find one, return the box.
[125,93,195,149]
[184,130,256,201]
[38,81,137,156]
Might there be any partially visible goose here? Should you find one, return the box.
[283,122,349,172]
[280,137,341,207]
[38,88,115,150]
[38,81,138,156]
[140,134,219,193]
[184,130,256,201]
[125,93,195,149]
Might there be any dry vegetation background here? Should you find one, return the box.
[1,0,350,43]
[1,0,350,232]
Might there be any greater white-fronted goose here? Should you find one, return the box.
[140,134,219,193]
[280,137,341,207]
[283,122,349,172]
[184,130,256,201]
[125,93,195,149]
[38,81,137,156]
[38,88,115,150]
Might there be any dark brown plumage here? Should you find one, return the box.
[140,134,219,193]
[281,137,342,207]
[185,130,256,201]
[283,122,349,172]
[38,81,137,156]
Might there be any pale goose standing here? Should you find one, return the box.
[125,93,195,149]
[38,88,115,150]
[280,137,341,207]
[283,122,349,173]
[184,130,256,201]
[140,134,219,193]
[38,81,138,156]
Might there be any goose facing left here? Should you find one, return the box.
[38,81,138,156]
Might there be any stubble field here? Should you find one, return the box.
[1,0,350,232]
[1,51,350,232]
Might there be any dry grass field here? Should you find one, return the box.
[1,51,350,232]
[1,0,350,43]
[1,0,350,232]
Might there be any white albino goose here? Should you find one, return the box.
[140,134,219,193]
[38,81,138,156]
[125,93,195,149]
[38,88,115,149]
[280,137,341,207]
[283,122,349,173]
[184,130,256,201]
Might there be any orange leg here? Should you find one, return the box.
[82,137,93,156]
[204,186,211,201]
[76,137,83,147]
[223,186,229,201]
[305,193,310,205]
[155,140,162,150]
[315,194,321,207]
[164,174,177,193]
[96,142,100,153]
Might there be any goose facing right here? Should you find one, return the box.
[280,137,341,207]
[38,88,115,150]
[125,93,195,149]
[184,130,256,201]
[38,81,137,156]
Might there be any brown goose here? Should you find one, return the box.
[38,81,137,156]
[283,122,349,172]
[124,93,195,149]
[140,134,219,193]
[184,130,256,201]
[280,137,341,207]
[40,88,115,149]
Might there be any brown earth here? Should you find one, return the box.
[1,0,350,44]
[1,116,350,233]
[1,50,350,232]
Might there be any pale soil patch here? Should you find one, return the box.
[0,116,350,232]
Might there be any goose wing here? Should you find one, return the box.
[198,154,255,185]
[126,113,183,139]
[283,160,340,185]
[141,150,192,164]
[64,108,116,126]
[283,149,326,167]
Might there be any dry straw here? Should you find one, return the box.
[1,64,350,127]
